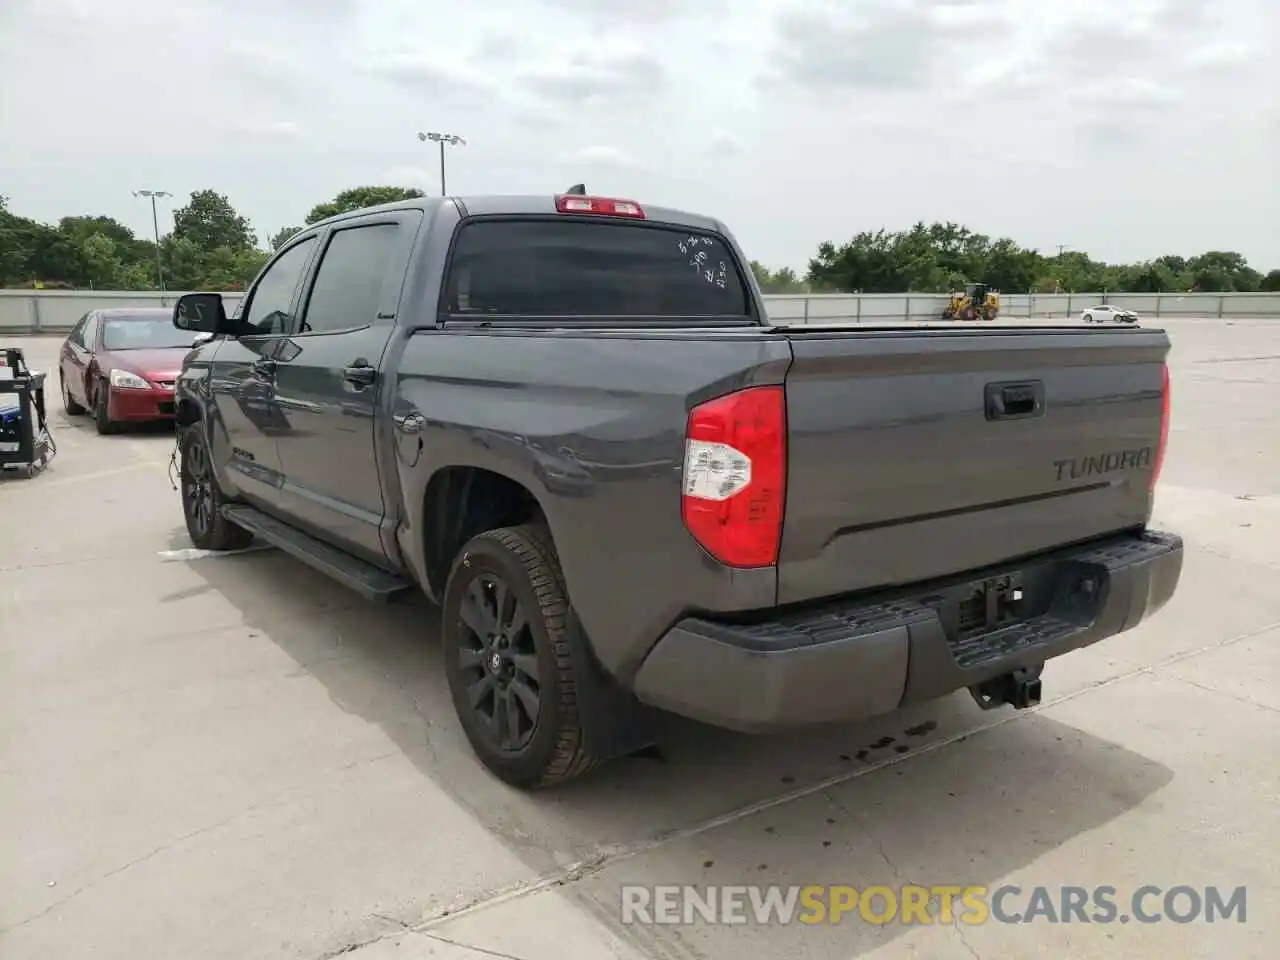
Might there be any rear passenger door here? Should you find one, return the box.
[271,210,422,565]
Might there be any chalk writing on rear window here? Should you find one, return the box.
[445,220,749,316]
[677,236,728,288]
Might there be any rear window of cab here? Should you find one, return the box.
[443,219,751,318]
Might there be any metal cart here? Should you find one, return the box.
[0,347,56,479]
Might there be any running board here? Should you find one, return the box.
[220,504,412,603]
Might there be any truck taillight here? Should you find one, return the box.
[681,386,786,568]
[1152,363,1170,490]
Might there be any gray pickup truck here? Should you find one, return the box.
[170,192,1182,788]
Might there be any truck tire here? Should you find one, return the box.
[442,524,596,788]
[178,427,254,551]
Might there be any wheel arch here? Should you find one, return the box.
[174,395,204,428]
[418,465,548,602]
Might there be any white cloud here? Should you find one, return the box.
[235,120,309,139]
[0,0,1275,273]
[538,0,726,24]
[379,166,434,189]
[517,48,666,106]
[364,52,495,101]
[708,130,745,158]
[1185,41,1257,68]
[567,146,645,170]
[766,0,1015,93]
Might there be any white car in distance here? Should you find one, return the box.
[1081,305,1139,323]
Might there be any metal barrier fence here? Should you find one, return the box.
[0,290,247,334]
[763,291,1280,323]
[2,288,1278,333]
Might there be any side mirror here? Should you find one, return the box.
[173,293,234,336]
[192,332,214,347]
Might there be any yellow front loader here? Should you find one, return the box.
[942,283,1000,321]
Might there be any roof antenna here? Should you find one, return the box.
[565,183,586,195]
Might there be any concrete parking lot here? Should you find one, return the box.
[2,319,1277,959]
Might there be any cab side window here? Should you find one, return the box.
[240,237,318,336]
[297,224,400,334]
[82,315,100,349]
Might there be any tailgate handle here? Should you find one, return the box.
[986,381,1044,420]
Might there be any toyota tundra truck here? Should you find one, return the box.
[169,192,1182,788]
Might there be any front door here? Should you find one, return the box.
[270,213,420,564]
[207,234,319,510]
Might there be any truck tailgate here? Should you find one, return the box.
[778,326,1170,606]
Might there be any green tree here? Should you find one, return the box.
[197,246,270,290]
[79,234,128,289]
[24,228,87,287]
[808,231,899,292]
[1119,261,1181,294]
[158,236,207,291]
[1260,269,1280,292]
[172,190,257,252]
[270,225,304,250]
[58,215,143,253]
[118,260,158,290]
[1,201,82,286]
[305,186,425,225]
[981,238,1040,293]
[0,198,33,284]
[802,222,1270,296]
[1185,251,1259,293]
[749,260,809,294]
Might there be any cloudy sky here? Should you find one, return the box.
[1,0,1276,271]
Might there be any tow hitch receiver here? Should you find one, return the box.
[969,666,1043,711]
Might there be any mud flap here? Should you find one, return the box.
[565,609,668,761]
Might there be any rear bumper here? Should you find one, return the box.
[107,386,176,421]
[631,530,1183,733]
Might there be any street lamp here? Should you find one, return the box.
[417,131,466,196]
[133,190,172,290]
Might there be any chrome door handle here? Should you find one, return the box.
[394,412,426,434]
[344,364,376,387]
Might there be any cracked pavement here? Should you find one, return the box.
[2,321,1278,959]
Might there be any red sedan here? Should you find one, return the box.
[59,307,199,434]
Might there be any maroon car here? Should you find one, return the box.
[59,308,201,434]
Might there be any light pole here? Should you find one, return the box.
[133,190,172,290]
[417,131,466,196]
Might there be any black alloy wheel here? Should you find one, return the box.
[178,429,253,551]
[442,525,596,788]
[183,432,216,541]
[456,573,542,752]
